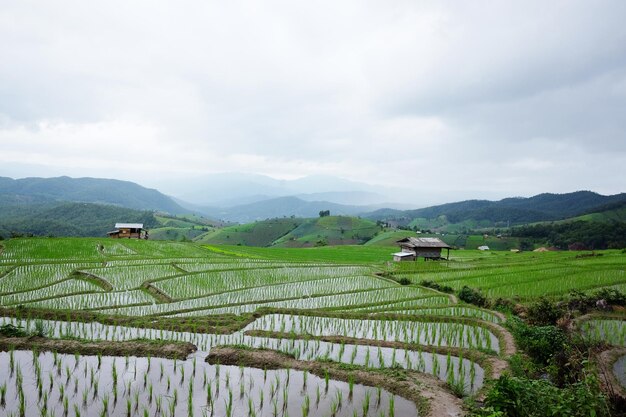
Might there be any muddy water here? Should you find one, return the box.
[614,355,626,390]
[0,350,417,417]
[1,316,485,394]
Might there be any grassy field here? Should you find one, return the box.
[1,237,625,416]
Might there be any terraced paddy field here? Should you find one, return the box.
[1,237,625,416]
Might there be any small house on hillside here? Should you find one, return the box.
[108,223,148,239]
[394,237,451,261]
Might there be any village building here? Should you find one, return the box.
[393,237,451,261]
[107,223,148,239]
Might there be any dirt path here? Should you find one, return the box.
[0,336,196,359]
[208,346,465,417]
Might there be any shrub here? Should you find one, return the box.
[0,323,28,337]
[458,286,488,307]
[526,298,563,326]
[420,280,454,293]
[594,288,626,306]
[483,374,609,417]
[398,277,411,286]
[508,317,566,365]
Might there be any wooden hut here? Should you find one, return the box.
[107,223,148,239]
[394,237,451,261]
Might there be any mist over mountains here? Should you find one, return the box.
[0,175,624,233]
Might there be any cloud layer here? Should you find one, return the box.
[1,0,625,203]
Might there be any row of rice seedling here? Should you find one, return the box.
[174,260,315,273]
[80,264,182,290]
[154,265,376,300]
[0,349,417,417]
[170,289,450,318]
[0,279,103,306]
[106,276,396,316]
[120,239,219,258]
[245,314,499,353]
[482,269,626,299]
[360,306,502,323]
[579,319,626,346]
[0,238,107,263]
[1,315,485,395]
[24,289,157,310]
[239,335,483,395]
[0,264,91,295]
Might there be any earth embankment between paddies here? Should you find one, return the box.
[0,335,196,359]
[208,345,465,417]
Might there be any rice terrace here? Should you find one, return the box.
[1,236,625,416]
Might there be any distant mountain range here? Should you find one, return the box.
[154,172,406,207]
[0,175,624,239]
[0,176,187,214]
[364,191,626,231]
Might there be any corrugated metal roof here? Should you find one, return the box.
[115,223,144,229]
[396,237,451,248]
[392,252,415,257]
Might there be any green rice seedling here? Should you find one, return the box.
[63,395,69,416]
[102,394,109,416]
[156,395,163,414]
[348,375,355,400]
[389,395,395,417]
[149,383,154,403]
[83,389,88,407]
[9,347,15,375]
[188,378,194,417]
[169,397,176,417]
[362,390,371,416]
[174,388,178,406]
[0,382,6,406]
[335,390,342,409]
[206,382,213,408]
[324,370,330,392]
[129,389,137,412]
[376,386,382,406]
[316,385,321,405]
[282,387,288,411]
[18,390,26,417]
[143,408,149,417]
[160,363,165,380]
[225,389,233,417]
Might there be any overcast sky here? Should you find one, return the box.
[1,1,625,204]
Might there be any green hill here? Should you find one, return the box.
[195,218,306,246]
[195,216,381,248]
[273,216,381,247]
[0,201,158,238]
[0,176,187,214]
[365,191,626,231]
